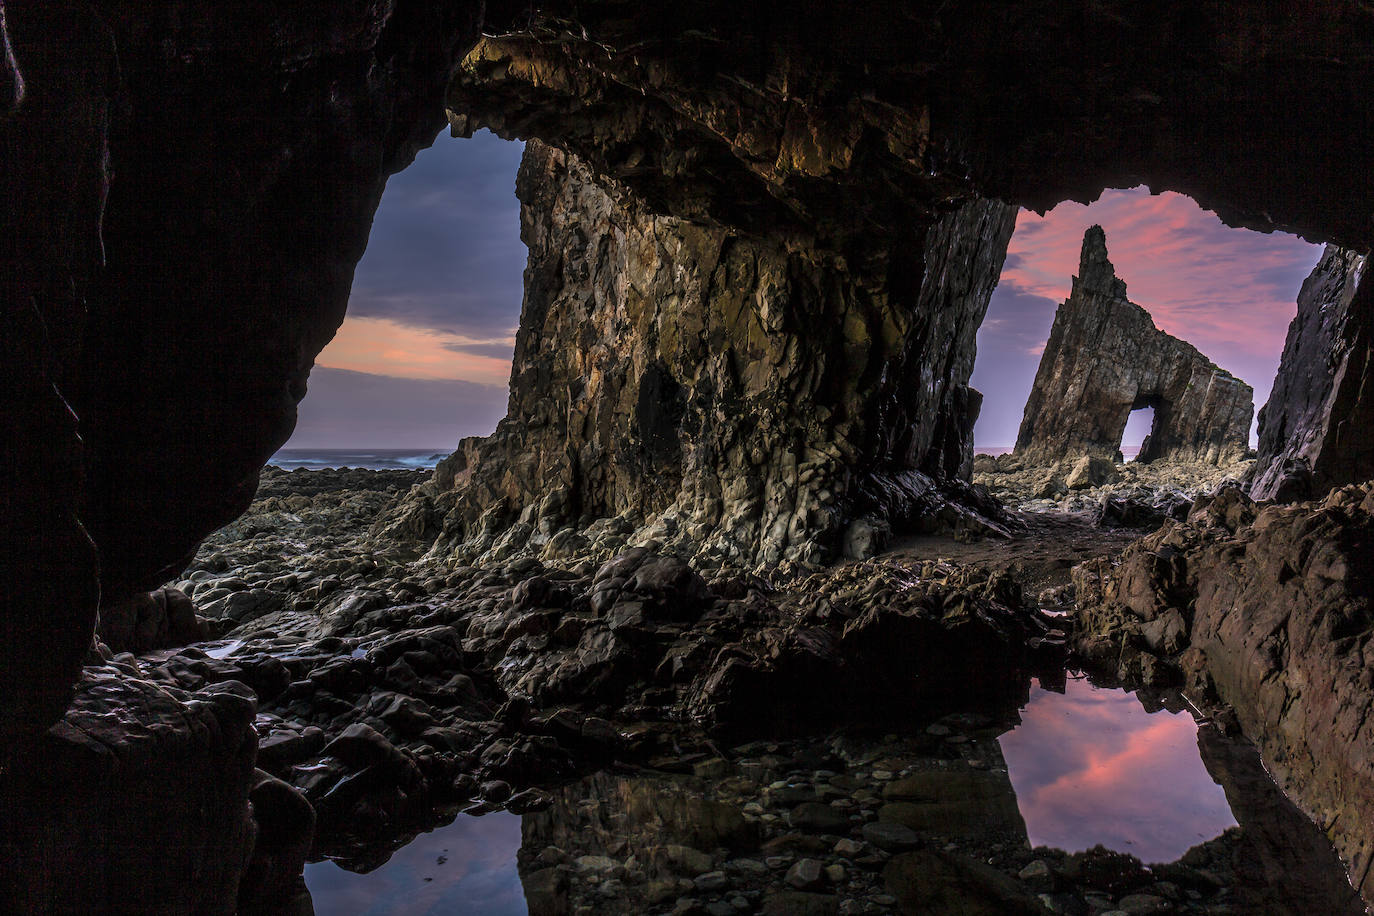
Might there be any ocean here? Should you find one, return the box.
[269,448,450,471]
[975,445,1142,459]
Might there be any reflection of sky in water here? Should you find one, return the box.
[1000,678,1236,862]
[304,812,526,916]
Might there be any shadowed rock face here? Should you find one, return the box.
[1014,227,1253,466]
[1252,245,1374,501]
[1072,483,1374,904]
[399,141,1016,567]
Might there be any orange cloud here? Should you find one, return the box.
[316,316,515,387]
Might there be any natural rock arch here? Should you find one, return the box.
[3,0,1374,835]
[1013,226,1253,466]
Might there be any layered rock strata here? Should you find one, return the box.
[385,141,1017,568]
[1072,482,1374,904]
[1252,245,1373,501]
[1015,227,1253,466]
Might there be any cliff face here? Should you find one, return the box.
[1252,246,1373,501]
[1015,227,1253,466]
[398,142,1015,567]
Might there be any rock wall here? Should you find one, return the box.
[1252,245,1374,501]
[1015,227,1253,466]
[396,142,1017,568]
[0,673,260,914]
[1072,483,1374,905]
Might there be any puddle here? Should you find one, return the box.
[203,639,243,659]
[304,813,526,916]
[999,676,1236,861]
[301,679,1362,913]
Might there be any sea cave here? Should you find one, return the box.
[3,2,1374,914]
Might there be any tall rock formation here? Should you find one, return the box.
[394,142,1017,568]
[1252,245,1373,501]
[1015,227,1253,465]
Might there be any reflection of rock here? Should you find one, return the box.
[884,849,1045,915]
[1252,245,1373,501]
[1015,227,1253,466]
[878,759,1027,842]
[1195,727,1365,916]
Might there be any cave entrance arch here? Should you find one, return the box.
[280,129,525,458]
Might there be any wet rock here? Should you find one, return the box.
[0,671,258,913]
[1015,227,1252,466]
[861,822,921,852]
[883,849,1047,915]
[97,586,208,655]
[1252,245,1373,500]
[785,858,826,890]
[1066,456,1118,490]
[1072,482,1374,902]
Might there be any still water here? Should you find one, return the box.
[999,676,1236,861]
[299,681,1315,914]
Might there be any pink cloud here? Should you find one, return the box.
[1004,188,1321,365]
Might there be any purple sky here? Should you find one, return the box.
[286,137,1321,452]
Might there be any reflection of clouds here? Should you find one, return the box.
[304,812,527,916]
[999,680,1237,863]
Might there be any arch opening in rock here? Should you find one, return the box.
[1121,404,1158,463]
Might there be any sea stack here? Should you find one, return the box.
[1014,226,1253,465]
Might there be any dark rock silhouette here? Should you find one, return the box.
[1252,245,1374,501]
[1015,226,1253,465]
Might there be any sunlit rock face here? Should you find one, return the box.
[1252,245,1373,501]
[403,141,1015,567]
[1014,227,1253,466]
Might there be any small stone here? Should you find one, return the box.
[861,821,920,851]
[1018,859,1052,881]
[1116,894,1171,914]
[784,858,825,890]
[694,871,729,892]
[824,863,845,883]
[833,838,864,857]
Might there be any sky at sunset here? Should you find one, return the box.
[286,131,1321,452]
[970,189,1322,449]
[286,130,526,449]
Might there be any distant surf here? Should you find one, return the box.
[269,448,449,471]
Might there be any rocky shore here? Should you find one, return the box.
[974,454,1254,530]
[49,464,1358,913]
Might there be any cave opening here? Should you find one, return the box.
[970,186,1322,463]
[272,128,525,470]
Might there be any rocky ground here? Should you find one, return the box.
[82,463,1369,915]
[974,453,1254,528]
